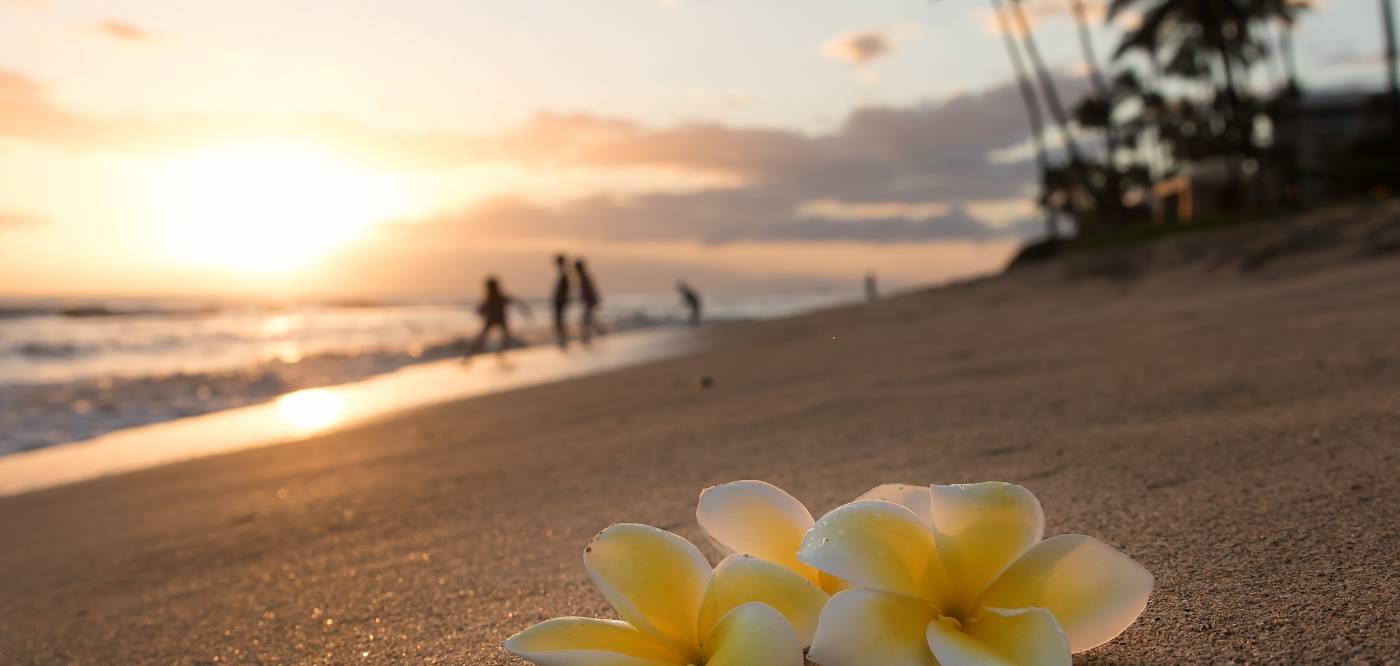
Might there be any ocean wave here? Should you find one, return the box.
[0,304,219,320]
[10,342,96,359]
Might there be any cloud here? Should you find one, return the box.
[374,74,1088,247]
[0,66,1087,246]
[0,210,45,230]
[96,19,153,42]
[822,24,920,66]
[972,0,1134,35]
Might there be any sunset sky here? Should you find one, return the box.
[0,0,1386,298]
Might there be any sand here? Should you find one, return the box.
[2,203,1399,664]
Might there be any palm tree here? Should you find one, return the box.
[1250,0,1307,92]
[1069,0,1127,221]
[1111,0,1258,208]
[1006,0,1108,227]
[1382,0,1399,122]
[987,0,1060,239]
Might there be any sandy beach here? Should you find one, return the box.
[3,204,1400,664]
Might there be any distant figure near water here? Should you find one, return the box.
[677,280,702,326]
[467,276,531,357]
[551,254,570,348]
[865,271,878,303]
[575,259,606,344]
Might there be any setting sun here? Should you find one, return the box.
[162,145,396,272]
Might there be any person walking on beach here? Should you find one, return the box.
[575,258,605,344]
[677,280,702,326]
[467,275,531,357]
[551,254,571,348]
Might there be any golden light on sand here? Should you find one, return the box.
[276,389,345,432]
[163,145,396,272]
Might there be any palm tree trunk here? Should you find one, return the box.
[1069,0,1126,222]
[1217,42,1245,210]
[1381,0,1400,123]
[1006,0,1103,226]
[1279,20,1299,93]
[990,0,1059,239]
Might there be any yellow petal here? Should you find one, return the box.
[807,588,939,666]
[698,555,829,649]
[584,524,713,659]
[504,617,684,666]
[700,602,805,666]
[925,607,1069,666]
[817,570,849,596]
[928,482,1045,611]
[696,480,818,584]
[797,500,947,605]
[977,534,1153,653]
[859,483,934,526]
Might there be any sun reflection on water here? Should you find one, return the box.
[276,389,345,432]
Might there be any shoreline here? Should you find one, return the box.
[0,326,706,497]
[1,291,861,455]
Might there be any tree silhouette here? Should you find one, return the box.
[988,0,1060,239]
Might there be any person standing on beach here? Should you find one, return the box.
[865,271,879,303]
[551,254,571,348]
[467,276,531,357]
[677,280,702,326]
[575,258,605,344]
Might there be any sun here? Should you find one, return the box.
[163,144,396,272]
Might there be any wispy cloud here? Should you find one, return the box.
[0,210,45,230]
[970,0,1138,36]
[822,24,921,67]
[95,19,154,42]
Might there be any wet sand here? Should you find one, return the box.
[2,204,1399,663]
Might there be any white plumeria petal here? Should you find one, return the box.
[700,602,805,666]
[696,480,819,584]
[926,606,1070,666]
[928,482,1045,610]
[977,534,1154,653]
[807,588,939,666]
[698,555,829,649]
[583,524,713,659]
[798,500,948,605]
[504,617,685,666]
[859,483,934,526]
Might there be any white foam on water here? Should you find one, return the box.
[0,327,701,497]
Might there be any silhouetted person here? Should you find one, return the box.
[551,254,570,348]
[575,259,605,344]
[677,280,702,326]
[467,276,531,357]
[865,272,878,303]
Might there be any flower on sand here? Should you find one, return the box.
[697,479,928,595]
[505,523,827,665]
[798,482,1153,666]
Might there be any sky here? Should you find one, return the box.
[0,0,1390,298]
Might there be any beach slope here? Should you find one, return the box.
[2,204,1399,663]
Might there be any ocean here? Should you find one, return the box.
[0,291,856,455]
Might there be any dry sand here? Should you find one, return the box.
[3,203,1399,664]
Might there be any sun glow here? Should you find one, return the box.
[163,145,397,272]
[276,389,345,432]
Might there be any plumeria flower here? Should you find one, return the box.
[798,482,1153,666]
[697,479,937,595]
[505,523,827,665]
